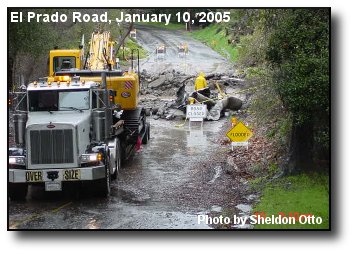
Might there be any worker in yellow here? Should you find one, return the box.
[194,72,210,97]
[194,72,207,91]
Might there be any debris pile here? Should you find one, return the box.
[139,69,248,121]
[219,134,276,178]
[140,69,194,97]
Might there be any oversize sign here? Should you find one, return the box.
[186,104,207,119]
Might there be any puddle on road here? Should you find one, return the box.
[187,129,208,147]
[87,218,100,229]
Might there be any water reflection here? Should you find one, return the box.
[87,218,99,229]
[187,127,208,148]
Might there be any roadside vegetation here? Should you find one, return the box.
[192,9,330,228]
[191,24,239,62]
[116,38,148,63]
[237,9,329,228]
[252,173,329,229]
[235,9,329,173]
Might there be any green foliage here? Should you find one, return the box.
[116,38,147,61]
[248,67,290,147]
[266,9,329,126]
[238,9,329,127]
[238,9,329,166]
[191,24,239,62]
[9,10,55,58]
[268,162,281,175]
[237,28,268,67]
[253,173,329,229]
[249,176,268,191]
[245,67,268,78]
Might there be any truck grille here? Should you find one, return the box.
[30,129,74,164]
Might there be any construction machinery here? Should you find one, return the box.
[48,35,86,76]
[8,30,150,200]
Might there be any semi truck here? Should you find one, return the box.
[8,30,150,200]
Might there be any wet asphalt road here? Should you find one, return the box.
[135,25,230,75]
[9,26,247,230]
[9,118,233,229]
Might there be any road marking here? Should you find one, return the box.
[52,201,73,213]
[9,201,73,229]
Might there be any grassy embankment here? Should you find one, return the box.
[251,173,329,229]
[191,24,239,62]
[116,38,148,62]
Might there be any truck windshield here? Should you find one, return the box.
[28,89,90,112]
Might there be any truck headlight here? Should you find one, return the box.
[80,153,103,163]
[9,156,25,165]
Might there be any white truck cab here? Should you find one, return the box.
[9,77,119,200]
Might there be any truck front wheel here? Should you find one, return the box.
[9,183,28,201]
[111,139,121,180]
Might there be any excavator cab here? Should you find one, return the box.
[49,49,82,76]
[49,31,141,111]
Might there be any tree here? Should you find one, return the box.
[266,9,329,173]
[8,9,54,89]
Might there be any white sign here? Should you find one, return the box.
[231,141,249,151]
[45,181,62,191]
[186,104,207,119]
[130,29,136,39]
[231,141,249,147]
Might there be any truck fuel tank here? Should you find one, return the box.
[13,113,27,146]
[92,110,106,142]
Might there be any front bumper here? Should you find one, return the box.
[9,165,106,183]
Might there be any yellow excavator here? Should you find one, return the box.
[48,30,149,159]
